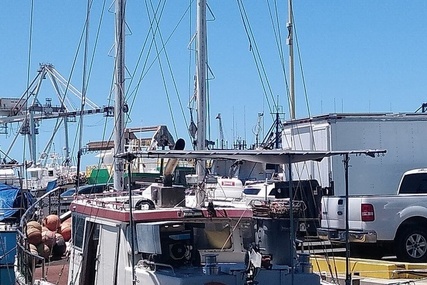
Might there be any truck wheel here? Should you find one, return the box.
[396,228,427,262]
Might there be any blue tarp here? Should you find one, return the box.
[46,179,57,192]
[0,184,34,221]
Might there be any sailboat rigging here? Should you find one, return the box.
[10,2,392,285]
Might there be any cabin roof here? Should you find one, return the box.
[71,198,252,223]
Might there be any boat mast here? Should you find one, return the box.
[113,0,126,191]
[287,0,297,279]
[287,0,295,120]
[196,0,207,206]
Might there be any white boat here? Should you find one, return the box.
[63,185,322,285]
[25,152,85,193]
[60,146,388,285]
[12,1,387,285]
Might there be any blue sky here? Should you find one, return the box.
[1,1,427,168]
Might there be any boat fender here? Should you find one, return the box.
[135,199,155,210]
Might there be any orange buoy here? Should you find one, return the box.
[27,221,42,231]
[29,244,38,255]
[62,217,71,225]
[37,243,51,259]
[42,230,57,248]
[43,215,61,231]
[55,232,64,243]
[27,227,42,245]
[52,233,66,257]
[60,222,71,242]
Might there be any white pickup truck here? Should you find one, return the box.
[318,168,427,262]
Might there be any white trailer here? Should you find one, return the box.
[282,113,427,196]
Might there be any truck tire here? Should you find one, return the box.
[396,228,427,262]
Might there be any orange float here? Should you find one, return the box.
[43,215,61,231]
[27,226,42,245]
[60,220,71,242]
[36,243,51,259]
[42,230,57,248]
[27,221,42,231]
[29,244,38,255]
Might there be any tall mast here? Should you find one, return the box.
[196,0,207,206]
[113,0,126,191]
[287,0,295,120]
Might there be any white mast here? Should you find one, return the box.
[196,0,207,207]
[113,0,126,191]
[287,0,295,120]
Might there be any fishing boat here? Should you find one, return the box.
[14,148,387,285]
[13,1,388,285]
[62,147,387,285]
[65,164,317,285]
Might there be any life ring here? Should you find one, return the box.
[135,199,155,210]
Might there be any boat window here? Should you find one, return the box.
[72,214,86,249]
[239,220,255,250]
[194,222,232,250]
[243,188,260,195]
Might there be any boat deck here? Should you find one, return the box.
[28,248,427,285]
[34,257,69,285]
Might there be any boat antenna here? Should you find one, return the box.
[113,0,126,191]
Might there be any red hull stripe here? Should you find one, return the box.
[71,202,252,222]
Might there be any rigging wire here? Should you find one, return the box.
[78,0,92,171]
[78,0,109,168]
[294,18,312,119]
[203,2,218,147]
[187,0,196,144]
[63,0,110,178]
[69,0,114,281]
[124,0,193,144]
[146,0,181,137]
[266,0,289,111]
[236,0,277,122]
[22,0,35,180]
[234,1,337,278]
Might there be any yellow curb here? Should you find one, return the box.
[310,255,427,279]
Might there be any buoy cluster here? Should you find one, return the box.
[26,215,72,260]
